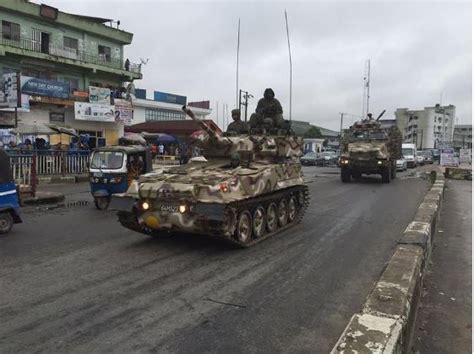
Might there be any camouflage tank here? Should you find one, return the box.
[339,111,402,183]
[116,107,309,247]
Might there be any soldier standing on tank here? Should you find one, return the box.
[226,109,250,134]
[249,88,284,129]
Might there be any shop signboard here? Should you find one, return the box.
[0,72,20,108]
[459,149,472,164]
[440,148,458,166]
[114,99,133,126]
[49,112,65,123]
[89,86,111,104]
[21,76,70,99]
[74,102,115,122]
[153,91,187,106]
[0,94,30,112]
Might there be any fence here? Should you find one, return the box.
[8,150,90,176]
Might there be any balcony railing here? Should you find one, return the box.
[0,33,141,75]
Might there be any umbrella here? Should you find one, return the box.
[10,124,56,135]
[156,133,177,144]
[121,132,147,145]
[47,124,78,137]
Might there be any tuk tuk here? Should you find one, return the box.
[0,148,22,234]
[89,145,152,210]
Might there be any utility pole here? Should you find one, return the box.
[239,89,253,122]
[216,101,219,128]
[339,112,344,137]
[362,59,371,118]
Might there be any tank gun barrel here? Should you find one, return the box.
[182,106,219,139]
[376,110,386,121]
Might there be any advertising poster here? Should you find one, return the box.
[459,149,472,164]
[0,73,20,108]
[153,91,187,105]
[114,99,133,126]
[74,102,115,122]
[21,76,70,99]
[440,148,457,167]
[89,86,111,104]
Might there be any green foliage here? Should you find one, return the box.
[303,126,323,138]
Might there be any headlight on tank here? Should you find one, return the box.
[377,160,383,165]
[141,201,150,210]
[219,182,230,193]
[179,204,187,213]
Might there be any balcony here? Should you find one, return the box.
[0,33,141,76]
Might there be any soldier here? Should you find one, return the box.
[226,109,250,135]
[249,88,284,129]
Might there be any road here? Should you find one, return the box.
[0,167,430,353]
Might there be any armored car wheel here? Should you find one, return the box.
[252,206,266,238]
[277,199,288,227]
[341,167,351,183]
[288,196,298,223]
[0,213,13,234]
[235,210,253,244]
[266,203,278,232]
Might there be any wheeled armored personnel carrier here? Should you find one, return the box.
[339,111,402,183]
[116,107,309,247]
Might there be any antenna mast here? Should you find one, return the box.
[362,59,370,118]
[236,18,240,109]
[284,10,293,123]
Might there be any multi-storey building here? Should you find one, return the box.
[0,0,142,147]
[453,125,472,149]
[395,104,456,149]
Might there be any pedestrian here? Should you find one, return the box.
[158,144,164,155]
[124,58,130,71]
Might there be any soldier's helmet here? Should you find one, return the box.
[231,109,240,117]
[264,88,275,99]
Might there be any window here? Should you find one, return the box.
[145,108,185,121]
[61,77,79,93]
[78,130,104,149]
[98,45,111,62]
[63,36,78,51]
[2,21,20,41]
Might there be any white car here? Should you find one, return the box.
[396,157,407,171]
[415,152,425,166]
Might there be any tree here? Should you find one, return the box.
[303,126,323,139]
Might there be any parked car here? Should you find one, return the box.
[431,148,440,163]
[416,151,425,166]
[315,151,338,166]
[300,152,317,166]
[396,157,407,171]
[419,150,433,164]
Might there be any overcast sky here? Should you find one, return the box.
[40,0,471,130]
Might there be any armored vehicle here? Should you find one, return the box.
[339,111,402,183]
[116,107,309,247]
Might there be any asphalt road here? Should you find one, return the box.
[0,167,430,353]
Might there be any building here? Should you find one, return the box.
[131,89,212,124]
[379,119,397,129]
[291,120,340,148]
[0,0,142,147]
[453,125,472,149]
[395,104,456,149]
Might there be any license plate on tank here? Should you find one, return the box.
[160,204,178,213]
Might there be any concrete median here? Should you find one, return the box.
[332,176,445,353]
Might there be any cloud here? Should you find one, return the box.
[39,0,472,130]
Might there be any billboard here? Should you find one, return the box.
[74,102,115,122]
[89,86,111,105]
[0,73,20,108]
[440,148,458,167]
[154,91,187,105]
[114,99,133,126]
[188,100,210,109]
[21,76,70,99]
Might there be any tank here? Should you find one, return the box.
[339,111,402,183]
[116,107,309,247]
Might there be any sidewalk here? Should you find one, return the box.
[22,182,91,206]
[411,179,472,353]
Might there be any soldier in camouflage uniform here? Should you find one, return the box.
[226,109,250,135]
[249,88,284,129]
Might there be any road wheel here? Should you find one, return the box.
[94,196,110,210]
[0,213,13,234]
[266,203,278,232]
[252,206,266,238]
[277,199,288,227]
[391,163,397,179]
[288,196,298,223]
[382,166,391,183]
[341,167,351,183]
[235,210,252,244]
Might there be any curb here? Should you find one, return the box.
[332,175,446,353]
[22,192,65,205]
[37,175,88,184]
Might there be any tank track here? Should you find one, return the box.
[223,184,310,248]
[117,185,310,248]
